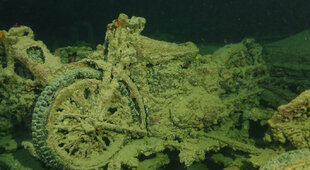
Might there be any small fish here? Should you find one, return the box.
[13,23,19,28]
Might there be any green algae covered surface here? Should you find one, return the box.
[0,14,310,170]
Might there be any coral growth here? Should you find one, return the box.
[1,13,310,170]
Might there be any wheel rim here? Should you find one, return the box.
[32,68,146,169]
[46,79,126,168]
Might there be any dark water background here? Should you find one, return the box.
[1,0,310,48]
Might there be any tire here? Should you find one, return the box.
[31,68,132,169]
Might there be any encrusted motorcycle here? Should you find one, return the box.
[3,14,307,170]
